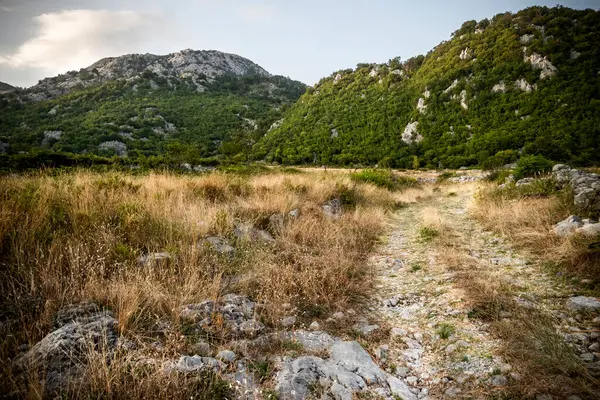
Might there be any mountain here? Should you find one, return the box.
[254,6,600,168]
[0,81,15,92]
[0,49,306,162]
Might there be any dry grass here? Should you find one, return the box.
[472,183,600,279]
[0,169,398,397]
[429,186,599,399]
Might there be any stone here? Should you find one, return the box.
[309,321,320,331]
[491,375,508,386]
[281,316,296,327]
[239,320,265,336]
[553,166,600,213]
[567,296,600,312]
[288,209,300,218]
[288,330,337,352]
[137,252,170,267]
[323,199,343,218]
[234,224,275,243]
[227,361,259,400]
[576,223,600,237]
[553,216,584,237]
[166,355,224,373]
[445,387,461,397]
[329,341,386,384]
[374,344,389,361]
[516,177,535,187]
[387,375,418,400]
[216,350,236,363]
[15,303,118,392]
[332,311,345,319]
[396,367,409,377]
[589,343,600,352]
[203,237,235,256]
[191,341,211,356]
[390,327,408,338]
[580,353,595,362]
[353,322,380,336]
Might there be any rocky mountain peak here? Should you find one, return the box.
[27,49,272,100]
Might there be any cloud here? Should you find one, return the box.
[236,3,275,23]
[0,9,162,73]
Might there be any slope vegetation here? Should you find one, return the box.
[255,6,600,168]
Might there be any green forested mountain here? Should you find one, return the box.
[0,50,305,164]
[254,6,600,168]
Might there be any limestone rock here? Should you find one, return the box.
[568,296,600,312]
[15,303,118,392]
[203,236,235,256]
[216,350,236,363]
[323,199,343,218]
[553,215,584,237]
[553,165,600,213]
[234,224,275,243]
[137,252,170,267]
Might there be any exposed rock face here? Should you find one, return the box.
[492,81,506,93]
[179,294,264,338]
[417,97,427,114]
[275,339,417,400]
[520,34,535,44]
[524,52,558,79]
[515,78,534,92]
[402,121,422,144]
[28,49,271,99]
[459,47,472,60]
[98,140,127,156]
[15,303,118,392]
[553,164,600,214]
[42,130,63,146]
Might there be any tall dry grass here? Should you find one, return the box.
[0,169,398,397]
[472,183,600,279]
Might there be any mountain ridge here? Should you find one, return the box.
[254,6,600,168]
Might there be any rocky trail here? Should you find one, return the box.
[365,184,600,399]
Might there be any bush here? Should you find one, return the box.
[350,169,418,191]
[513,155,554,181]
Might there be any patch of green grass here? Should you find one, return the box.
[350,169,418,191]
[493,178,559,199]
[248,359,274,383]
[411,264,423,273]
[436,323,455,339]
[418,227,440,242]
[280,340,303,352]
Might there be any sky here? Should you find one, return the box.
[0,0,598,88]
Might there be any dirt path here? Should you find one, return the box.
[367,183,592,399]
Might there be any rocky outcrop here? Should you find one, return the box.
[553,164,600,214]
[275,336,417,400]
[179,294,264,338]
[323,199,343,219]
[234,224,275,243]
[15,303,118,392]
[402,121,422,144]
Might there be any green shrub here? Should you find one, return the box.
[418,227,440,242]
[350,169,417,191]
[513,155,554,181]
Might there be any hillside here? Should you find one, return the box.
[0,81,15,92]
[254,6,600,168]
[0,49,306,163]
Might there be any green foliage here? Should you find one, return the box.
[437,171,458,182]
[436,323,456,339]
[418,227,440,242]
[495,178,559,198]
[254,6,600,168]
[350,169,418,191]
[0,72,305,165]
[513,155,554,180]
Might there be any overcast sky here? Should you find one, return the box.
[0,0,597,88]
